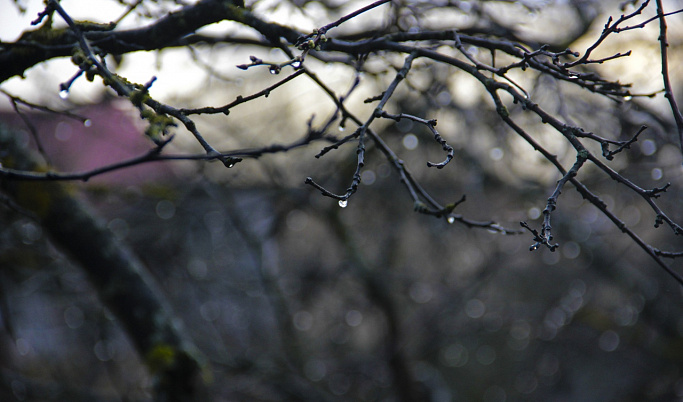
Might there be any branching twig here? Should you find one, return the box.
[305,52,418,203]
[526,153,588,252]
[49,0,241,168]
[562,0,650,68]
[378,111,454,168]
[601,125,647,160]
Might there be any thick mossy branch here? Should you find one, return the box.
[0,0,300,82]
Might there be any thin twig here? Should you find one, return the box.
[319,0,392,34]
[180,69,306,115]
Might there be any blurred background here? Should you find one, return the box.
[1,0,683,400]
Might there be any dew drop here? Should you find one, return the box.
[623,95,633,101]
[447,216,455,224]
[227,163,235,168]
[269,66,280,75]
[59,90,69,99]
[83,119,92,127]
[338,125,345,132]
[292,60,302,68]
[338,200,348,208]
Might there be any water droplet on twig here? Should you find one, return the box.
[338,200,348,208]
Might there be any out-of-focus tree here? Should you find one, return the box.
[1,0,682,400]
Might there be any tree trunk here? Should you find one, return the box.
[0,124,206,401]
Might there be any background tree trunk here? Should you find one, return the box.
[0,124,206,401]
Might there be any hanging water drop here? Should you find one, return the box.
[269,65,280,75]
[83,119,92,127]
[447,216,455,224]
[227,163,235,168]
[623,95,632,101]
[338,125,345,132]
[338,199,348,208]
[59,89,69,99]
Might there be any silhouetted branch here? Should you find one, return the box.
[655,0,683,157]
